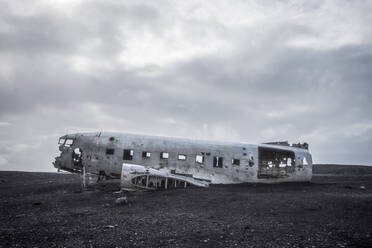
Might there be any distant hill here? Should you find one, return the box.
[313,164,372,175]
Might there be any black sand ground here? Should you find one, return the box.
[1,164,372,247]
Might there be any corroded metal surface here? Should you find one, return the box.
[53,132,312,189]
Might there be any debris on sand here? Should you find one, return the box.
[103,225,118,229]
[115,196,128,205]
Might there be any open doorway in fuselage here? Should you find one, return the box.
[72,147,83,167]
[258,147,295,178]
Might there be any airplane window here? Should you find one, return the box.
[123,149,133,160]
[106,148,114,155]
[65,139,74,146]
[178,154,187,160]
[303,156,309,166]
[213,157,223,168]
[160,152,169,159]
[196,155,204,164]
[142,151,151,158]
[232,159,240,166]
[58,138,65,144]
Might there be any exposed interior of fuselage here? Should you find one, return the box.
[258,147,296,178]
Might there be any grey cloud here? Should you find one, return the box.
[0,1,162,58]
[0,0,372,171]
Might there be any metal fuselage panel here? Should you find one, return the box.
[54,132,312,184]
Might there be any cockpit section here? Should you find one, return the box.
[54,135,83,173]
[58,137,74,148]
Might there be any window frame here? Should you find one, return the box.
[195,155,204,164]
[123,149,134,160]
[213,156,223,168]
[232,158,240,166]
[160,152,169,159]
[142,151,151,158]
[65,138,74,146]
[106,148,115,155]
[178,154,187,160]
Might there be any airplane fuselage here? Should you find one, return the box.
[54,132,312,185]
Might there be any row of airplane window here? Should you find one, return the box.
[105,148,241,167]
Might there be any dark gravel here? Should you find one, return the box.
[1,164,372,247]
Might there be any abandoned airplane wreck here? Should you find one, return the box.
[53,132,312,191]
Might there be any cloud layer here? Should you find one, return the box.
[1,0,372,171]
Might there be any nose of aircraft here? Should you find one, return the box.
[54,150,72,171]
[54,134,82,173]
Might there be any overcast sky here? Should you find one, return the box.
[1,0,372,172]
